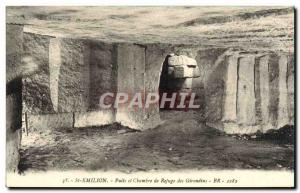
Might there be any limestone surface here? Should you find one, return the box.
[6,7,295,134]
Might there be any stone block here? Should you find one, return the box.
[254,56,262,126]
[277,55,289,128]
[168,55,197,67]
[88,41,117,110]
[268,54,280,128]
[204,54,228,124]
[49,39,118,112]
[287,54,294,125]
[144,44,173,127]
[116,43,146,130]
[6,24,23,174]
[74,110,115,127]
[57,38,90,112]
[49,38,61,112]
[237,55,256,126]
[6,24,23,82]
[258,55,272,132]
[173,66,194,78]
[222,55,238,122]
[6,129,21,174]
[195,48,228,85]
[22,33,54,113]
[27,113,73,131]
[6,90,22,174]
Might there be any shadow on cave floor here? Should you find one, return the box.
[19,111,294,173]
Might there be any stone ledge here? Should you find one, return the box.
[27,112,73,131]
[26,110,117,130]
[74,110,115,128]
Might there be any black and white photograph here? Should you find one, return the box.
[5,4,295,188]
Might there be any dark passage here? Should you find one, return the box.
[158,55,192,110]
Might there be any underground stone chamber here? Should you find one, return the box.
[5,7,295,177]
[6,24,294,135]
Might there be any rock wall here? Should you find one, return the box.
[22,32,53,113]
[204,52,229,129]
[22,37,209,131]
[144,44,173,126]
[196,48,228,123]
[116,43,147,129]
[6,24,23,173]
[115,44,206,129]
[57,38,90,112]
[12,24,294,134]
[22,33,118,130]
[88,41,118,110]
[206,51,295,134]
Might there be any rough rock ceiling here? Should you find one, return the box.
[7,6,294,52]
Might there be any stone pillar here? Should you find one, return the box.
[116,43,146,130]
[204,54,228,130]
[49,38,61,112]
[278,55,289,128]
[144,44,171,127]
[6,24,23,173]
[57,39,90,112]
[237,55,256,131]
[223,55,238,122]
[22,32,53,113]
[205,50,294,134]
[222,55,239,133]
[287,55,294,125]
[259,55,272,132]
[88,42,117,110]
[268,54,280,129]
[6,80,22,173]
[72,41,117,128]
[254,56,262,127]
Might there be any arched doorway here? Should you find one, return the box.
[158,54,200,111]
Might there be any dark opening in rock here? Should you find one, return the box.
[158,54,198,111]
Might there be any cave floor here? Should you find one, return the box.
[19,111,294,173]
